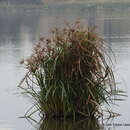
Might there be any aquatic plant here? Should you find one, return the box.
[19,21,126,120]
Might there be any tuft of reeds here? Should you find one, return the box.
[18,21,126,119]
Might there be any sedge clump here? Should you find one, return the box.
[19,21,126,120]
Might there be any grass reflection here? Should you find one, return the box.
[38,118,103,130]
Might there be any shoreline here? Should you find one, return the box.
[70,0,130,3]
[0,1,130,8]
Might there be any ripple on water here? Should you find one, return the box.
[0,120,14,130]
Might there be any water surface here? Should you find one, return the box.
[0,2,130,130]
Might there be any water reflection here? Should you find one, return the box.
[38,118,102,130]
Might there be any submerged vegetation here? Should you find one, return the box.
[19,21,126,120]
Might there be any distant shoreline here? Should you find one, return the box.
[0,1,130,8]
[0,4,45,8]
[70,0,130,3]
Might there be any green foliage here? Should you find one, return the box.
[19,21,126,119]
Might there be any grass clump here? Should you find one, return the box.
[19,21,125,120]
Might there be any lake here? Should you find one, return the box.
[0,1,130,130]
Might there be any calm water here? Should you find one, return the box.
[0,1,130,130]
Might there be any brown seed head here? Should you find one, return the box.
[40,37,44,41]
[20,59,24,64]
